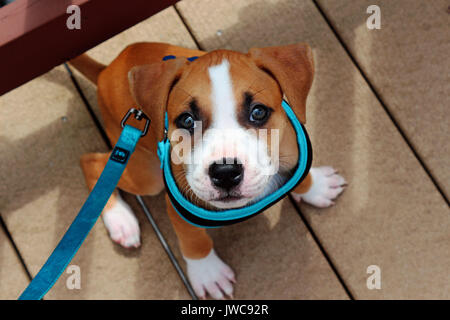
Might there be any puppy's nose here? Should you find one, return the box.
[208,158,243,191]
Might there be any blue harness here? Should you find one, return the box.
[159,56,311,227]
[157,100,312,228]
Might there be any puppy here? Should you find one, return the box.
[70,42,346,299]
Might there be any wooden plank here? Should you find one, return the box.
[71,6,199,124]
[0,5,208,300]
[72,4,348,299]
[316,0,450,197]
[208,200,349,299]
[0,63,189,299]
[177,0,450,299]
[0,224,30,299]
[0,0,178,95]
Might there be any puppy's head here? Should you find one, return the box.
[129,44,314,210]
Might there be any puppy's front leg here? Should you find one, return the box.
[291,167,347,207]
[165,194,235,299]
[80,152,141,248]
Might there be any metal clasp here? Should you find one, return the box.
[121,108,150,137]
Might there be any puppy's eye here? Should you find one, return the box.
[176,113,196,131]
[249,104,270,124]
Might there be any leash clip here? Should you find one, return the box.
[121,108,150,137]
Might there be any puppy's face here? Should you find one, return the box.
[167,51,295,209]
[129,44,314,210]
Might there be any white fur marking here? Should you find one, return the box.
[184,249,235,299]
[291,166,346,208]
[103,195,140,248]
[185,58,275,208]
[208,59,239,129]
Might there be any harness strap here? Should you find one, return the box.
[19,124,142,300]
[157,100,312,228]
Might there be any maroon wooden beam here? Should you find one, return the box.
[0,0,178,95]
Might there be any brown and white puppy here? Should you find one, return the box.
[70,42,346,299]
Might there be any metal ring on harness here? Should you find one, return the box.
[121,107,151,137]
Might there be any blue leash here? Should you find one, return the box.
[19,109,149,300]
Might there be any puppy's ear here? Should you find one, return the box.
[128,58,186,141]
[248,43,314,123]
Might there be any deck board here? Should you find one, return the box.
[0,7,197,298]
[176,0,450,299]
[0,226,29,299]
[137,193,349,299]
[72,5,348,299]
[2,0,448,300]
[208,200,349,299]
[316,0,450,198]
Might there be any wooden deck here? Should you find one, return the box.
[0,0,449,299]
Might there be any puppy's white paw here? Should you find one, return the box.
[102,196,140,248]
[292,166,346,208]
[184,250,235,300]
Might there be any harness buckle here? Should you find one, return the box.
[121,108,150,137]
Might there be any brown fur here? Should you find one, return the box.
[71,42,314,259]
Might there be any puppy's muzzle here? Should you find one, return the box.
[208,158,243,191]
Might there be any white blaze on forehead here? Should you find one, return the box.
[186,59,276,208]
[208,59,239,129]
